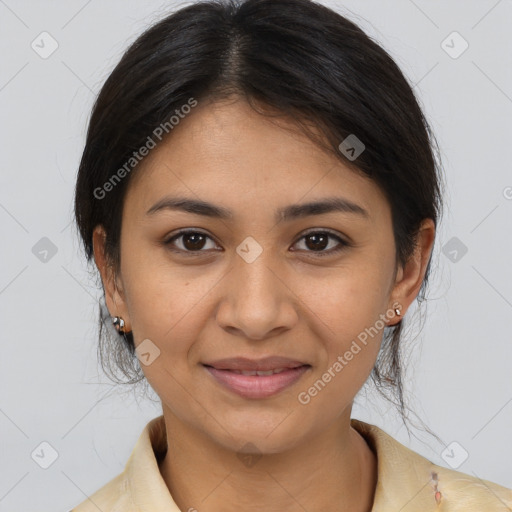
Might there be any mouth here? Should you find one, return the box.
[202,356,309,372]
[201,358,311,399]
[208,367,297,376]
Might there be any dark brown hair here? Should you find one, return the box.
[74,0,442,426]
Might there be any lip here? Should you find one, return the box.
[202,356,308,372]
[203,361,311,399]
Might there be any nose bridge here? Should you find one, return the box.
[216,240,296,339]
[234,242,281,310]
[241,249,278,292]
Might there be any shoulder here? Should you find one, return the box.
[433,469,512,510]
[351,418,512,511]
[70,415,176,511]
[71,472,131,511]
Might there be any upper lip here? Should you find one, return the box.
[203,356,309,372]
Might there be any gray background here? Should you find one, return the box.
[1,0,511,510]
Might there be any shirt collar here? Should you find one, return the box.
[123,415,443,511]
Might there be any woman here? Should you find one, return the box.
[72,0,512,510]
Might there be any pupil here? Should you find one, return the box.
[306,233,328,251]
[184,233,205,250]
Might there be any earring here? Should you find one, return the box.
[394,306,402,317]
[112,316,125,334]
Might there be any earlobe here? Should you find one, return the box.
[384,300,403,327]
[387,218,436,324]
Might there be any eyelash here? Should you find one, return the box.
[163,228,349,258]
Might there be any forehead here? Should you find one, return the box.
[123,98,389,221]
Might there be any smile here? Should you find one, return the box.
[203,364,311,399]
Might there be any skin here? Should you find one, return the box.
[93,96,435,512]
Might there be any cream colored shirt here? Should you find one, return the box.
[72,415,512,511]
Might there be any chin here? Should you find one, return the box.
[209,415,309,455]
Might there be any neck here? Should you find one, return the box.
[159,406,377,512]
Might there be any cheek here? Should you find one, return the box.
[295,278,386,417]
[120,265,210,405]
[290,258,392,408]
[120,243,217,353]
[293,252,394,340]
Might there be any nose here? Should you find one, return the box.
[215,252,298,341]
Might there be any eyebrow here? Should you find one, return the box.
[146,196,369,222]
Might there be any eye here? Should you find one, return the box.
[163,228,349,257]
[291,229,348,257]
[164,229,220,254]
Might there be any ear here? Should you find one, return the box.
[387,218,435,326]
[92,225,131,332]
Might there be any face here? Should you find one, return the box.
[94,97,433,453]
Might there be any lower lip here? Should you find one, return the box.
[203,365,310,399]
